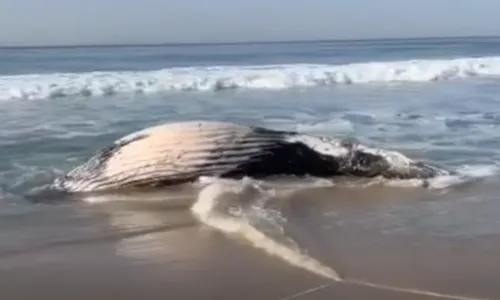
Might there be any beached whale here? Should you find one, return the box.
[51,120,449,193]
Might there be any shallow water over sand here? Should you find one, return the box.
[1,178,499,300]
[3,38,500,299]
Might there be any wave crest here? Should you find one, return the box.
[2,56,500,100]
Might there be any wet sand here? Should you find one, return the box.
[1,181,500,300]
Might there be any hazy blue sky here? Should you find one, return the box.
[0,0,499,46]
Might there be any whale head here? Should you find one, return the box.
[285,133,451,180]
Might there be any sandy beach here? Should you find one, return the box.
[1,182,499,300]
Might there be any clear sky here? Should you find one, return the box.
[0,0,499,46]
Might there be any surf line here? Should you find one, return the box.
[191,182,495,300]
[345,280,494,300]
[281,280,495,300]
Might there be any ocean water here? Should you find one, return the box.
[2,37,500,300]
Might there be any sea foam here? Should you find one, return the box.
[2,56,500,101]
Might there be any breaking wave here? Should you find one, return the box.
[2,56,500,100]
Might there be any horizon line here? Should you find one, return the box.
[1,34,499,50]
